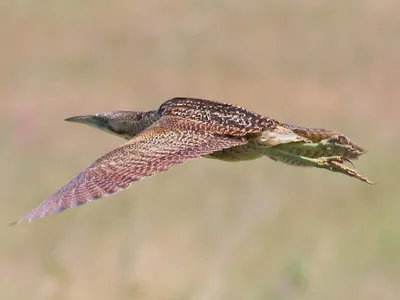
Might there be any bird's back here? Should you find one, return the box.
[158,97,276,136]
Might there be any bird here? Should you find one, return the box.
[15,97,373,224]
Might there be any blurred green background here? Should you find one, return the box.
[1,1,399,299]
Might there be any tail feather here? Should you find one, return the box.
[282,123,337,141]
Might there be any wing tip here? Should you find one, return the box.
[11,212,41,225]
[8,220,19,226]
[11,203,65,225]
[9,215,34,226]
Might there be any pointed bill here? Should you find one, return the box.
[65,115,98,124]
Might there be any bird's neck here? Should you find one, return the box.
[139,110,161,130]
[106,110,161,140]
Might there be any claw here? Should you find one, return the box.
[340,157,355,169]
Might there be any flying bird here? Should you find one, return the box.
[15,97,372,224]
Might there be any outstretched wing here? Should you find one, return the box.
[17,116,247,223]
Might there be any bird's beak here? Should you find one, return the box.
[65,115,97,125]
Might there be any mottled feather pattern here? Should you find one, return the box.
[18,116,246,223]
[281,123,339,142]
[15,97,372,224]
[159,97,276,136]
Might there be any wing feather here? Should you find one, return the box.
[17,116,246,223]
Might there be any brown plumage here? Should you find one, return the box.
[15,97,372,224]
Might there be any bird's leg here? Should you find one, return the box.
[260,128,364,158]
[263,148,373,184]
[271,135,365,160]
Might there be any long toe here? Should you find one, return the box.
[317,156,374,184]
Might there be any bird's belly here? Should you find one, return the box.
[204,143,264,162]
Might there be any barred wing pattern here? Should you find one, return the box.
[17,116,247,223]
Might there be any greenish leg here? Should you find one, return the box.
[273,136,364,159]
[264,148,373,184]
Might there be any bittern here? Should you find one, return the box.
[15,97,373,224]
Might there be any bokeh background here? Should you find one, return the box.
[1,1,399,299]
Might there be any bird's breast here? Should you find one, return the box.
[204,139,264,161]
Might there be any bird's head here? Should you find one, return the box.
[65,111,158,140]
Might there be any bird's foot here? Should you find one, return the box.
[315,156,374,184]
[272,135,366,160]
[318,135,365,159]
[263,148,373,184]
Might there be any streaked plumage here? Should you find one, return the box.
[15,97,372,224]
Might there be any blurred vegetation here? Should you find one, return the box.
[1,0,399,299]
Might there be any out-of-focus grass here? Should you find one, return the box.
[1,1,399,299]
